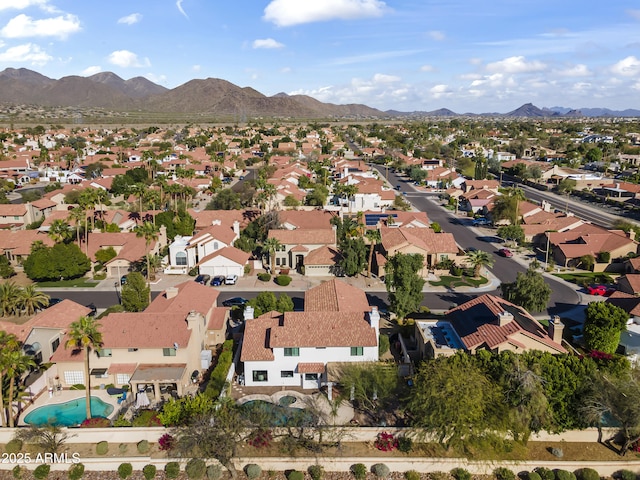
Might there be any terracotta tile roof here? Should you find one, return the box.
[0,230,54,255]
[267,228,336,246]
[555,232,637,260]
[298,362,325,373]
[618,274,640,294]
[240,312,280,361]
[278,210,336,230]
[189,224,237,247]
[304,246,341,266]
[188,209,259,230]
[628,257,640,272]
[290,244,309,253]
[208,307,229,331]
[108,363,137,374]
[0,204,27,216]
[380,227,458,255]
[31,198,56,210]
[446,294,565,353]
[197,246,250,267]
[145,281,219,317]
[304,278,370,311]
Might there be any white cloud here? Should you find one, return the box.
[0,42,51,65]
[557,64,591,77]
[427,30,445,41]
[118,13,142,25]
[372,73,400,83]
[252,38,284,49]
[263,0,386,27]
[420,64,434,72]
[107,50,150,68]
[1,14,80,39]
[633,81,640,91]
[280,66,291,73]
[610,56,640,77]
[627,9,640,20]
[0,0,56,12]
[486,56,547,74]
[81,65,101,75]
[176,0,188,19]
[430,84,452,99]
[192,64,201,72]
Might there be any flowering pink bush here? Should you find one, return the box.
[158,433,174,451]
[247,429,273,449]
[374,431,398,452]
[589,350,613,361]
[80,417,110,428]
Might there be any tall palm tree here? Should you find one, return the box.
[47,219,73,244]
[93,189,109,227]
[135,221,160,300]
[18,285,50,316]
[5,349,36,427]
[465,250,495,278]
[0,332,19,427]
[0,281,21,317]
[79,189,98,230]
[67,206,85,247]
[365,229,381,278]
[65,316,103,421]
[506,187,526,226]
[129,183,146,213]
[263,237,282,274]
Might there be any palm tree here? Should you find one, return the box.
[65,316,103,421]
[0,332,19,427]
[263,237,281,274]
[506,187,526,226]
[93,189,108,227]
[47,219,72,244]
[67,206,85,247]
[135,221,160,301]
[79,189,98,230]
[0,281,21,317]
[18,285,49,316]
[129,183,146,213]
[365,229,381,278]
[465,250,495,278]
[5,349,36,427]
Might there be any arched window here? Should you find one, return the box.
[176,251,187,266]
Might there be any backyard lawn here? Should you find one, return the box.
[429,275,488,289]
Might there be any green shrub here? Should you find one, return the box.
[143,464,157,480]
[528,473,542,480]
[118,443,128,454]
[451,468,471,480]
[113,414,132,427]
[207,464,223,480]
[451,266,463,276]
[33,464,50,480]
[258,273,271,282]
[494,467,515,480]
[351,463,367,480]
[405,471,421,480]
[616,471,637,480]
[275,274,292,286]
[550,447,564,458]
[428,472,450,480]
[555,471,576,480]
[118,462,133,479]
[205,339,234,398]
[96,441,109,455]
[245,464,263,479]
[372,463,391,478]
[288,471,304,480]
[397,436,413,453]
[132,410,162,427]
[12,465,23,479]
[186,458,207,479]
[575,469,600,480]
[309,465,325,480]
[137,439,150,453]
[5,439,23,453]
[534,468,555,480]
[165,462,181,479]
[68,463,85,480]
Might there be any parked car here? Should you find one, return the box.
[48,298,63,308]
[120,275,128,285]
[210,275,225,286]
[472,217,492,226]
[194,274,211,285]
[587,285,616,296]
[225,274,238,285]
[86,303,97,316]
[498,248,513,257]
[222,297,248,308]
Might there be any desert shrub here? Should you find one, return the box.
[137,439,150,453]
[494,467,515,480]
[165,462,181,479]
[132,409,162,427]
[33,464,50,480]
[68,463,85,480]
[258,273,271,282]
[555,471,576,480]
[451,468,471,480]
[309,465,325,480]
[247,428,273,448]
[575,469,600,480]
[158,433,175,451]
[534,468,555,480]
[118,443,128,454]
[372,463,391,478]
[405,471,421,480]
[143,464,157,480]
[12,465,23,479]
[379,334,390,356]
[374,431,398,451]
[428,472,450,480]
[288,471,304,480]
[528,473,542,480]
[186,458,207,479]
[351,464,368,480]
[207,464,223,480]
[275,274,292,286]
[616,471,637,480]
[245,464,263,480]
[397,436,413,453]
[118,462,133,479]
[550,447,564,458]
[80,417,110,428]
[96,441,109,455]
[5,439,23,453]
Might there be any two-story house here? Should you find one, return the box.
[267,228,337,272]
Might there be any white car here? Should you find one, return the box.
[225,274,238,285]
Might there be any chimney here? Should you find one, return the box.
[497,311,513,327]
[629,230,637,241]
[244,305,254,321]
[369,306,380,337]
[186,310,204,330]
[166,286,179,299]
[232,220,240,237]
[548,315,564,344]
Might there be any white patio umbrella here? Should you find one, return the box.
[135,391,150,409]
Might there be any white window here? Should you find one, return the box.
[175,252,187,266]
[116,374,130,385]
[213,241,219,250]
[64,371,84,385]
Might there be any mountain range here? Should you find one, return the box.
[0,68,638,119]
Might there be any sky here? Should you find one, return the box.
[0,0,639,114]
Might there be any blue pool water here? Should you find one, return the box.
[24,397,114,427]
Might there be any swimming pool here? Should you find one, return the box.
[24,397,114,427]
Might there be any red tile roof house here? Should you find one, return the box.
[0,229,54,264]
[51,282,227,399]
[197,246,251,279]
[414,294,566,359]
[0,203,43,229]
[266,228,337,274]
[240,279,379,389]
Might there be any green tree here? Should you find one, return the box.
[497,225,525,245]
[0,257,15,279]
[121,272,150,312]
[64,316,103,421]
[336,362,398,422]
[95,247,117,265]
[135,221,160,301]
[0,332,19,426]
[207,189,241,210]
[276,294,294,313]
[365,229,381,278]
[583,302,628,354]
[385,253,425,320]
[0,281,20,317]
[47,219,73,244]
[5,349,36,427]
[501,266,551,313]
[247,291,277,317]
[339,237,367,277]
[262,237,281,274]
[23,243,91,281]
[556,178,577,195]
[465,250,494,278]
[305,185,329,207]
[578,254,595,271]
[17,285,49,316]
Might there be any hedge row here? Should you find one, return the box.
[204,339,234,398]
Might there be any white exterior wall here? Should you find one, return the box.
[168,235,193,267]
[196,239,228,262]
[304,265,332,276]
[199,257,244,278]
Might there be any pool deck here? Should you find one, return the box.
[18,389,122,426]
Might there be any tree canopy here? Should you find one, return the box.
[583,302,628,354]
[501,266,551,313]
[385,253,425,319]
[121,272,150,312]
[23,242,91,281]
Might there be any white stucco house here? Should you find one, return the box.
[197,246,250,278]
